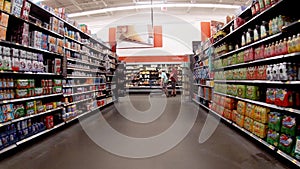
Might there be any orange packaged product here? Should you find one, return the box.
[0,13,9,27]
[224,97,236,110]
[244,117,254,132]
[0,25,6,40]
[223,108,232,120]
[237,101,246,115]
[245,103,255,118]
[219,96,225,107]
[236,114,245,128]
[232,110,238,123]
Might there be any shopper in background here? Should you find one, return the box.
[160,69,169,97]
[169,66,178,97]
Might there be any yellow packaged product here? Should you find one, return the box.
[254,106,270,124]
[237,101,246,115]
[245,103,255,118]
[253,121,268,138]
[244,117,254,132]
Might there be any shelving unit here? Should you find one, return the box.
[0,0,118,154]
[191,0,300,167]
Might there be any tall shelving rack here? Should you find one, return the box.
[192,0,300,167]
[0,0,118,154]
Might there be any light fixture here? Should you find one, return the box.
[68,3,241,18]
[31,0,45,3]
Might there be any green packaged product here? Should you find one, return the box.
[246,86,260,100]
[13,104,25,118]
[237,85,246,98]
[291,137,300,160]
[281,115,297,136]
[237,52,244,64]
[232,69,239,80]
[227,85,233,95]
[222,57,228,67]
[232,54,237,65]
[267,129,280,147]
[268,112,282,132]
[231,85,238,96]
[239,68,247,80]
[226,70,233,80]
[279,133,294,154]
[227,56,233,66]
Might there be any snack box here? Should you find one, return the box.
[232,110,238,123]
[0,25,7,40]
[15,89,28,98]
[34,87,43,96]
[237,51,244,64]
[224,97,236,110]
[238,68,247,80]
[232,69,239,80]
[3,1,11,13]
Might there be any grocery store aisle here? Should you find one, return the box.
[0,95,288,169]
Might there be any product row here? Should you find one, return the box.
[214,84,300,108]
[63,77,106,86]
[212,95,300,158]
[0,79,62,100]
[0,100,61,123]
[214,62,300,81]
[0,115,58,150]
[63,84,105,95]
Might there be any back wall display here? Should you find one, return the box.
[116,25,154,48]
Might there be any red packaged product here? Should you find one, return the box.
[275,89,293,107]
[44,115,54,129]
[257,65,267,80]
[247,66,257,80]
[223,108,232,120]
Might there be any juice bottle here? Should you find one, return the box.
[296,34,300,52]
[277,15,284,31]
[272,17,278,34]
[254,25,260,41]
[241,32,246,46]
[0,78,3,88]
[258,0,265,11]
[264,0,271,8]
[275,41,279,56]
[264,44,269,57]
[287,37,293,53]
[3,78,7,88]
[282,38,288,54]
[291,35,297,53]
[270,42,275,57]
[269,19,273,35]
[261,21,268,38]
[0,90,3,100]
[246,28,253,44]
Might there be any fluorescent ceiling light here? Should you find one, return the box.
[68,3,241,18]
[31,0,44,3]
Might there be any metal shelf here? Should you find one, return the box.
[214,52,300,70]
[193,93,212,103]
[209,108,232,124]
[193,83,213,88]
[64,98,93,106]
[63,83,105,88]
[277,150,300,167]
[0,71,61,76]
[214,33,282,60]
[16,122,65,145]
[214,92,300,115]
[212,0,284,47]
[0,40,63,57]
[214,80,300,85]
[66,76,101,79]
[63,90,98,97]
[64,47,81,53]
[67,67,100,73]
[64,36,83,45]
[0,93,63,105]
[67,58,104,68]
[232,123,275,150]
[192,98,210,110]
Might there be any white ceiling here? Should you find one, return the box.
[43,0,251,17]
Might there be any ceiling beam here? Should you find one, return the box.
[70,0,82,10]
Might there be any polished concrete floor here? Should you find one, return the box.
[0,95,289,169]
